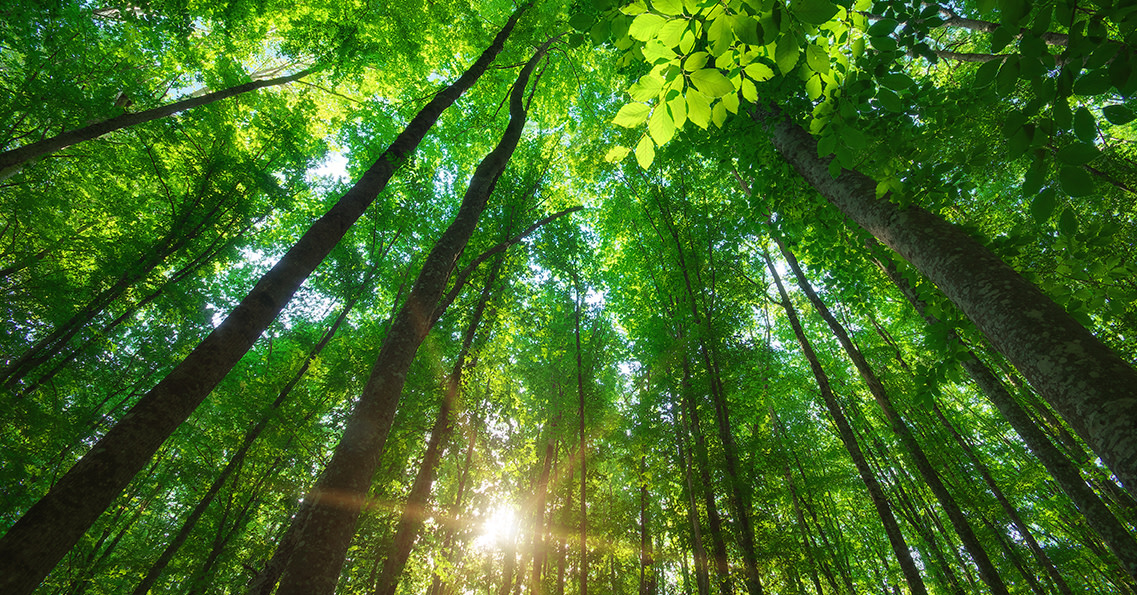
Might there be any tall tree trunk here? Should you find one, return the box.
[131,269,368,595]
[761,250,928,595]
[574,286,589,595]
[681,351,732,595]
[529,421,557,595]
[638,454,657,595]
[0,68,315,178]
[869,241,1137,582]
[676,407,712,595]
[756,106,1137,495]
[0,10,528,595]
[274,40,548,595]
[655,193,764,595]
[428,418,479,595]
[775,238,1010,595]
[933,403,1074,595]
[372,256,502,595]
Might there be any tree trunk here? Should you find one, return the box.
[428,418,479,595]
[776,238,1010,595]
[131,271,366,595]
[933,403,1074,595]
[681,351,733,595]
[273,39,548,595]
[0,10,527,595]
[574,286,589,595]
[676,408,712,595]
[529,421,556,595]
[372,256,502,595]
[638,455,657,595]
[757,106,1137,495]
[0,68,315,178]
[869,241,1137,582]
[762,250,928,595]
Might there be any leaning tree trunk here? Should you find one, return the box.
[372,256,503,595]
[933,404,1074,595]
[762,250,928,595]
[0,68,315,178]
[756,106,1137,495]
[867,242,1137,583]
[775,238,1011,595]
[273,40,549,595]
[529,418,557,595]
[0,9,528,595]
[130,268,370,595]
[658,197,763,595]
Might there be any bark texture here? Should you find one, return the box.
[0,10,526,595]
[757,106,1137,495]
[870,243,1137,582]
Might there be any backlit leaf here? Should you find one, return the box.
[613,103,651,127]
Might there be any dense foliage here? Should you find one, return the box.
[1,0,1135,593]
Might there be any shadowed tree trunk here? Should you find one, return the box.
[775,237,1010,595]
[130,265,372,595]
[0,9,529,595]
[273,38,550,595]
[762,249,928,595]
[0,68,315,178]
[372,256,503,595]
[675,405,712,595]
[868,239,1137,583]
[755,106,1137,495]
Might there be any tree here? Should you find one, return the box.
[4,0,1137,594]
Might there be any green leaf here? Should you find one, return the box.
[613,103,651,127]
[630,13,668,41]
[685,89,712,128]
[689,68,734,97]
[790,0,839,25]
[732,15,762,46]
[651,0,683,15]
[1058,207,1078,236]
[590,20,611,45]
[635,135,655,168]
[1030,187,1057,223]
[667,94,687,127]
[1056,143,1099,165]
[712,101,727,127]
[569,13,593,31]
[648,106,675,144]
[744,62,775,82]
[974,59,1001,87]
[1103,104,1136,125]
[708,15,731,56]
[805,44,829,74]
[775,40,800,75]
[1059,165,1095,196]
[879,73,913,90]
[604,145,631,163]
[841,126,867,148]
[875,87,903,112]
[868,18,898,36]
[805,74,823,99]
[1073,107,1097,142]
[628,74,664,102]
[656,19,687,47]
[1073,69,1112,96]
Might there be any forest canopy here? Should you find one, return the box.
[1,0,1136,594]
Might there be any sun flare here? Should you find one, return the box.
[476,505,520,549]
